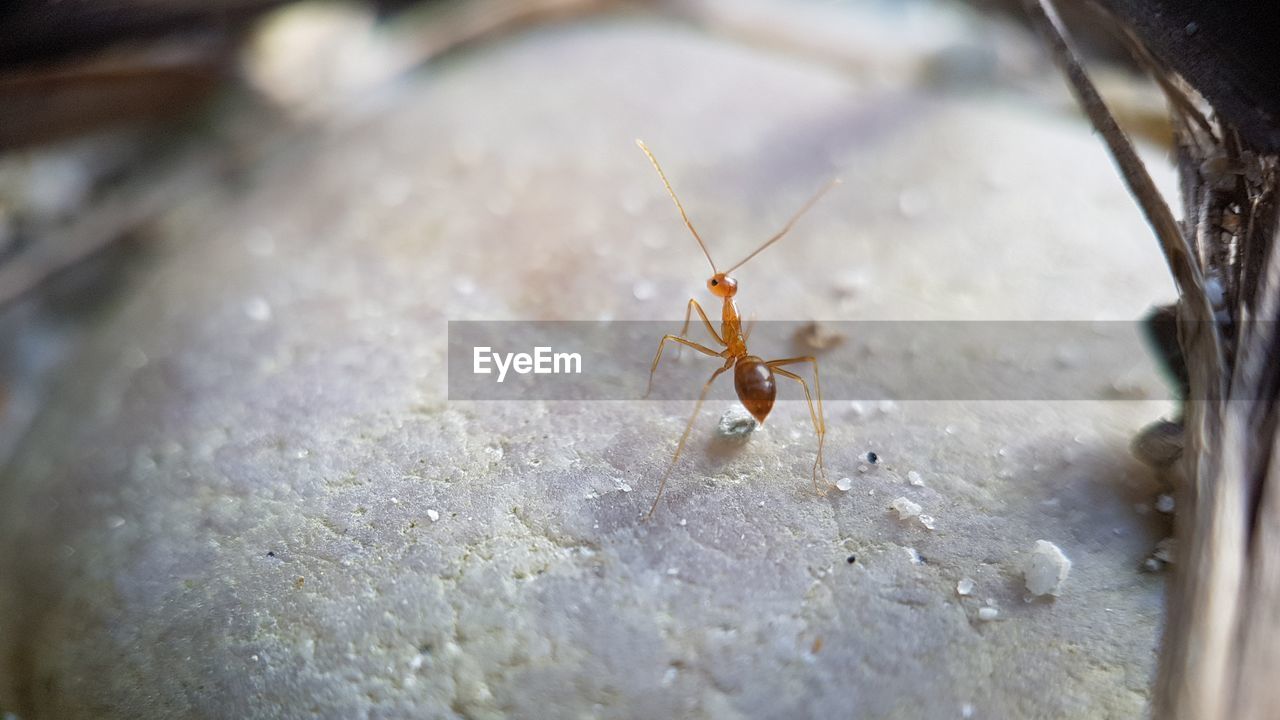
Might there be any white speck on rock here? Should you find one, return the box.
[632,280,656,301]
[956,577,975,596]
[244,297,272,322]
[904,546,924,565]
[918,514,936,531]
[962,702,975,718]
[907,470,924,487]
[1155,493,1175,514]
[890,496,922,520]
[835,477,852,492]
[453,276,476,296]
[977,606,999,621]
[1023,540,1071,596]
[426,509,440,522]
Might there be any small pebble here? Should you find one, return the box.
[918,514,936,531]
[977,606,999,621]
[835,477,853,492]
[1131,419,1184,468]
[717,405,758,440]
[1022,540,1071,596]
[956,577,975,596]
[890,497,922,520]
[427,509,440,522]
[862,451,879,464]
[1155,493,1175,514]
[907,470,924,487]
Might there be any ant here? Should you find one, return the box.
[636,139,839,519]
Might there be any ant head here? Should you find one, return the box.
[707,273,737,298]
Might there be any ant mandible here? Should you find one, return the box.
[636,139,839,519]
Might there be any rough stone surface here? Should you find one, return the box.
[0,7,1176,720]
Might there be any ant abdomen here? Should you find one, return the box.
[734,356,776,424]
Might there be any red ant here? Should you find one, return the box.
[637,139,838,518]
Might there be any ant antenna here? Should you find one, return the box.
[724,178,841,275]
[636,139,718,274]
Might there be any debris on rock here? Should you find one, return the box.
[977,606,999,621]
[907,470,924,487]
[1022,540,1071,597]
[716,405,758,440]
[835,477,853,492]
[1154,493,1175,514]
[1143,537,1176,572]
[795,321,845,351]
[890,497,937,531]
[890,496,922,520]
[956,577,975,596]
[1130,418,1184,468]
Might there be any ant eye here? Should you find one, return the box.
[711,280,718,285]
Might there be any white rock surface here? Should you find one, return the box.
[0,4,1176,718]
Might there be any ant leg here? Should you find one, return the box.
[646,334,725,398]
[677,298,725,358]
[647,361,733,519]
[768,357,829,494]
